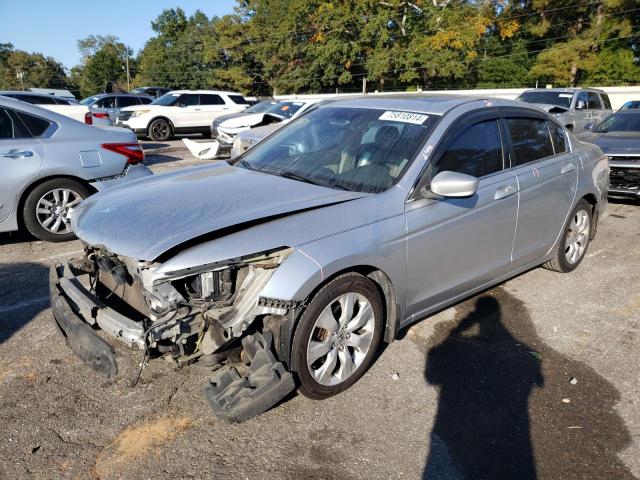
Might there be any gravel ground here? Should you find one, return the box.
[0,153,638,479]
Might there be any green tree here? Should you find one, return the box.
[75,35,134,97]
[0,43,68,90]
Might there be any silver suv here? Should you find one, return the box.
[517,88,613,133]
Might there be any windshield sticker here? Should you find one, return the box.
[559,94,573,98]
[379,111,428,125]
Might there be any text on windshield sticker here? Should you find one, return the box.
[379,111,429,125]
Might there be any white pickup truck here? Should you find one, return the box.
[0,91,112,126]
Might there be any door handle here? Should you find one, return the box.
[194,108,202,111]
[494,184,518,200]
[561,163,576,174]
[1,150,33,159]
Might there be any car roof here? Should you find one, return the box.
[168,90,243,95]
[0,95,78,122]
[520,87,605,94]
[88,93,152,98]
[321,94,525,115]
[0,90,55,97]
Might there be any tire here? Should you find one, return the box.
[148,118,172,141]
[23,178,90,242]
[543,199,592,273]
[292,273,384,400]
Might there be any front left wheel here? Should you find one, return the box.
[292,273,384,400]
[23,178,89,242]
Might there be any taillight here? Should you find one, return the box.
[93,112,110,119]
[84,112,92,125]
[101,143,145,165]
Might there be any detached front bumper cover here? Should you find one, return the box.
[49,263,119,378]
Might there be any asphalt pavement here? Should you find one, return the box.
[0,152,638,479]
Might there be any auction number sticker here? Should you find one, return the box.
[379,111,429,125]
[559,94,573,98]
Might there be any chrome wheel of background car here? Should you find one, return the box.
[306,292,376,386]
[35,188,82,235]
[565,209,590,264]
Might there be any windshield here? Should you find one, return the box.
[264,101,305,119]
[80,96,100,105]
[518,91,573,108]
[235,106,438,193]
[151,92,180,106]
[595,113,640,132]
[245,101,277,113]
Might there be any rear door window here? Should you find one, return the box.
[504,118,554,166]
[0,109,14,138]
[600,93,612,110]
[200,94,225,105]
[434,120,504,177]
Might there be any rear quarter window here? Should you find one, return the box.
[548,122,568,154]
[14,110,52,137]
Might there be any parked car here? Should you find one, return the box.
[0,91,111,126]
[117,90,250,141]
[517,88,612,132]
[619,100,640,111]
[0,96,152,241]
[130,86,171,99]
[50,95,607,422]
[210,100,276,138]
[80,93,154,124]
[578,110,640,199]
[217,99,323,153]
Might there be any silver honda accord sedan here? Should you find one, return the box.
[50,95,608,422]
[0,96,152,241]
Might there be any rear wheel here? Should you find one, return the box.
[543,199,592,272]
[292,273,384,399]
[148,118,172,141]
[23,178,90,242]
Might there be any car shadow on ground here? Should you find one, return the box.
[0,231,35,246]
[421,288,635,480]
[0,262,50,344]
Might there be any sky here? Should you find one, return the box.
[0,0,238,69]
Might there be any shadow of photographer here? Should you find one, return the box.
[423,289,635,480]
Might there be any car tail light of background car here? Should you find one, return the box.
[101,143,145,165]
[84,111,110,125]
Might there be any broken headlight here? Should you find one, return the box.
[170,247,293,308]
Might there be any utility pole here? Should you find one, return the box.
[362,77,367,95]
[125,53,130,91]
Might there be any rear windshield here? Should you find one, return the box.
[245,101,276,113]
[264,101,305,119]
[80,96,101,105]
[518,91,573,108]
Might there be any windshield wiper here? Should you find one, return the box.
[278,171,325,186]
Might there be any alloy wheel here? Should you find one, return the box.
[35,188,82,235]
[565,209,590,264]
[306,292,376,386]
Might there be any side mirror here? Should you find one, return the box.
[576,100,586,110]
[584,122,594,131]
[427,171,479,198]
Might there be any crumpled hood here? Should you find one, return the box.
[577,131,640,154]
[72,163,366,260]
[218,112,283,134]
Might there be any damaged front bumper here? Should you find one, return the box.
[49,260,296,421]
[50,262,146,378]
